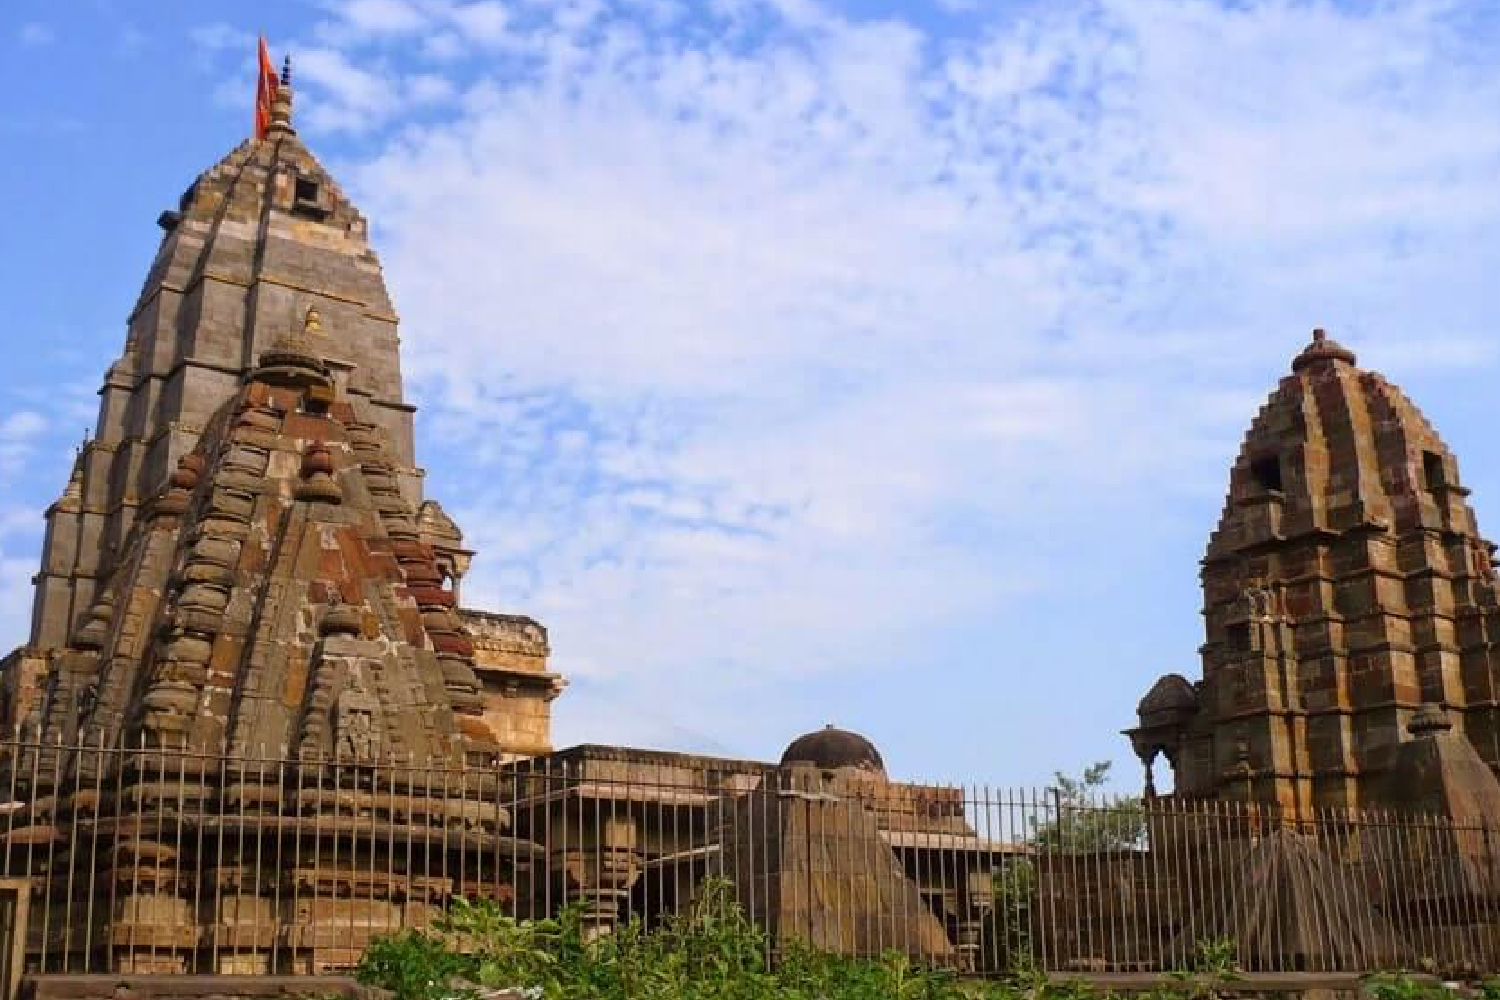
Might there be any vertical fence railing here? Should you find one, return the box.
[0,737,1496,978]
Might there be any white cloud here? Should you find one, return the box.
[190,22,255,52]
[290,33,482,130]
[296,46,403,132]
[181,0,1500,773]
[0,508,37,542]
[422,32,466,61]
[332,0,428,35]
[1110,0,1500,241]
[317,0,512,47]
[0,413,46,442]
[407,72,458,104]
[0,413,46,476]
[0,506,41,652]
[446,1,510,44]
[0,549,32,655]
[18,23,54,47]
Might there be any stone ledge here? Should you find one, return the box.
[21,980,535,1000]
[1059,971,1430,996]
[23,975,371,1000]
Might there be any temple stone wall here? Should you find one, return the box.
[722,767,955,964]
[0,649,47,736]
[462,611,563,761]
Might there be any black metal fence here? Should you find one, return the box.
[0,737,1495,981]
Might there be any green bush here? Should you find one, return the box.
[356,879,1269,1000]
[1363,973,1462,1000]
[357,879,991,1000]
[358,927,476,1000]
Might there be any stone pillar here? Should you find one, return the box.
[555,806,640,939]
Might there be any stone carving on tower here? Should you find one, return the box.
[1128,330,1500,819]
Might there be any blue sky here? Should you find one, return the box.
[2,0,1499,790]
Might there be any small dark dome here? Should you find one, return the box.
[780,725,886,774]
[1137,673,1199,728]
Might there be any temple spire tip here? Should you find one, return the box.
[255,37,294,138]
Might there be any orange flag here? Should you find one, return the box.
[254,36,278,139]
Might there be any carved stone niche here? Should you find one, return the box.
[334,687,380,761]
[417,500,473,595]
[1231,584,1280,623]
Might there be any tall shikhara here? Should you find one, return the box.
[5,65,563,762]
[1129,330,1500,818]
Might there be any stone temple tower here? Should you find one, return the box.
[0,69,568,972]
[2,62,563,759]
[1129,330,1500,816]
[34,88,413,653]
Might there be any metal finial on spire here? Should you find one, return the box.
[1292,326,1356,373]
[269,53,295,134]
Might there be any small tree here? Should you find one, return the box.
[1031,761,1146,852]
[988,856,1038,970]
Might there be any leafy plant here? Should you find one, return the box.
[1364,973,1458,1000]
[987,858,1037,971]
[1189,938,1238,979]
[1188,936,1241,999]
[1150,938,1243,1000]
[1031,762,1146,853]
[356,878,1252,1000]
[433,896,562,991]
[1009,970,1097,1000]
[357,927,473,1000]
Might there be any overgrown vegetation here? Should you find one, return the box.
[983,760,1144,972]
[358,880,1459,1000]
[987,855,1036,970]
[352,763,1474,1000]
[1365,974,1487,1000]
[1030,761,1146,853]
